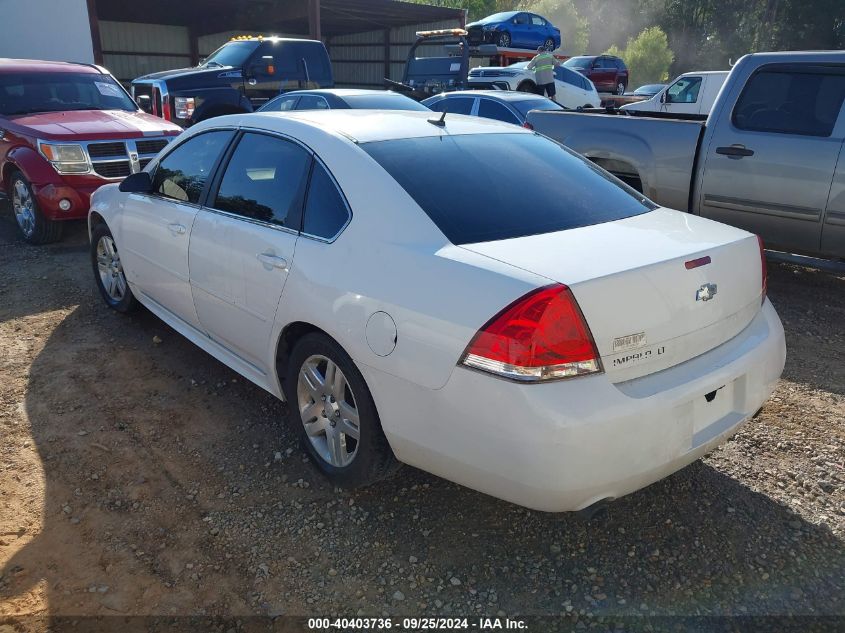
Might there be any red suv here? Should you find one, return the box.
[563,55,629,95]
[0,59,181,243]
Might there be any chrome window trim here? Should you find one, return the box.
[197,125,353,243]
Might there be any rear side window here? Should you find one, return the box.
[153,130,233,204]
[213,133,311,228]
[297,95,330,110]
[303,162,350,239]
[733,67,845,137]
[477,99,520,124]
[429,97,474,115]
[362,133,655,245]
[262,95,299,111]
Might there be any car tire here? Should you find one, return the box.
[90,222,139,313]
[284,332,400,488]
[516,80,536,93]
[8,170,63,245]
[496,32,511,48]
[616,81,627,96]
[543,37,555,51]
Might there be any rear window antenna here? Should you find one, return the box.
[428,110,447,127]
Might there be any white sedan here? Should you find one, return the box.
[468,61,601,109]
[88,110,785,512]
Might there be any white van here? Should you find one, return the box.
[621,71,729,116]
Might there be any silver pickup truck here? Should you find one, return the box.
[527,51,845,260]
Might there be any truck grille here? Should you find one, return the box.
[88,142,128,159]
[135,139,169,155]
[80,137,172,180]
[93,161,132,178]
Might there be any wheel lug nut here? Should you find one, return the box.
[321,395,326,401]
[335,411,340,417]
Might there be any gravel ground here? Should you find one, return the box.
[0,211,843,629]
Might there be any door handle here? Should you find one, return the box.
[167,223,187,235]
[715,145,755,159]
[257,252,288,269]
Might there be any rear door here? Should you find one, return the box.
[821,141,845,257]
[120,129,234,329]
[698,64,845,255]
[189,131,312,373]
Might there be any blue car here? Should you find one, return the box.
[466,11,561,51]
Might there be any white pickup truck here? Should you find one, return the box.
[621,71,729,116]
[527,51,845,260]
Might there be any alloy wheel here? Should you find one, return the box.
[498,32,511,48]
[96,235,127,301]
[617,82,626,95]
[297,354,360,468]
[12,179,35,238]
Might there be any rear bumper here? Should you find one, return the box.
[362,299,786,512]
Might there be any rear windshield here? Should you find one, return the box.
[343,94,429,111]
[0,72,136,116]
[362,133,654,245]
[511,98,564,116]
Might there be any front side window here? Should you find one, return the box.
[564,57,593,70]
[477,99,520,125]
[262,95,299,112]
[213,133,312,228]
[733,67,845,137]
[362,133,655,245]
[666,77,702,103]
[0,72,136,116]
[303,162,350,239]
[514,13,529,24]
[152,131,233,204]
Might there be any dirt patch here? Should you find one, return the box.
[1,212,843,626]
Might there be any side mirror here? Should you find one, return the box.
[135,94,152,113]
[659,91,667,104]
[119,171,153,193]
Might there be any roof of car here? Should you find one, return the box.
[281,89,411,97]
[427,90,553,102]
[234,109,531,143]
[0,58,104,74]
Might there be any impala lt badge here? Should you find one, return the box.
[696,283,718,302]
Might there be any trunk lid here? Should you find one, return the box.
[460,208,764,382]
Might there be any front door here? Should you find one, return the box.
[662,75,703,115]
[119,130,234,328]
[590,57,614,93]
[189,131,313,373]
[698,64,845,255]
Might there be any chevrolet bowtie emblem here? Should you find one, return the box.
[696,283,717,302]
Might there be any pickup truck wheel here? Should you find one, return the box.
[285,332,400,488]
[8,170,63,245]
[616,81,627,95]
[90,223,138,313]
[496,32,511,48]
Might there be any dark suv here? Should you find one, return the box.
[563,55,629,95]
[132,37,333,127]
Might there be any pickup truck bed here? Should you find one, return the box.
[527,51,845,260]
[529,110,706,211]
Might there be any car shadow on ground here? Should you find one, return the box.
[0,202,845,623]
[1,205,843,624]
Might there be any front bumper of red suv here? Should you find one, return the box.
[32,176,105,221]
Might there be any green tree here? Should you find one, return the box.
[519,0,589,54]
[606,26,674,86]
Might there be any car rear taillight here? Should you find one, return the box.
[461,284,602,382]
[522,121,534,130]
[757,235,767,304]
